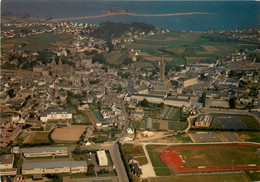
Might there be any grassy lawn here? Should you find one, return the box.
[239,116,259,130]
[31,132,50,143]
[243,132,260,143]
[146,145,168,168]
[174,133,192,143]
[154,167,172,176]
[93,111,103,121]
[150,173,251,182]
[14,154,23,175]
[247,172,260,181]
[131,121,142,129]
[136,156,148,166]
[105,53,127,65]
[97,169,117,177]
[122,144,145,157]
[174,145,260,168]
[72,153,90,161]
[168,121,186,131]
[210,120,223,129]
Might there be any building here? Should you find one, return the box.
[23,147,68,158]
[141,131,154,137]
[129,163,142,177]
[182,77,198,88]
[22,161,87,175]
[194,114,212,127]
[96,150,108,167]
[159,58,165,81]
[164,98,191,107]
[40,108,72,122]
[0,154,17,176]
[0,154,14,169]
[131,94,164,104]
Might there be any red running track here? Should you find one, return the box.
[159,143,260,172]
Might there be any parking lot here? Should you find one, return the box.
[220,132,240,142]
[190,133,222,143]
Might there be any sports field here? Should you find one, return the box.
[150,173,251,182]
[159,144,260,172]
[51,125,87,142]
[211,113,259,130]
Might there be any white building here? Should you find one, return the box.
[40,108,72,122]
[96,150,108,167]
[22,161,87,175]
[23,147,68,158]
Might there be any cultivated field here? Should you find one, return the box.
[125,31,258,70]
[51,125,87,142]
[23,132,49,144]
[1,32,74,51]
[86,111,99,123]
[145,105,181,121]
[105,53,127,65]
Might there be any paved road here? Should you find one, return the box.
[81,100,129,182]
[109,100,130,182]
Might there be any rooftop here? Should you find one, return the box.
[0,154,14,165]
[23,147,68,154]
[22,161,86,170]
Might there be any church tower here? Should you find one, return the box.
[160,54,165,81]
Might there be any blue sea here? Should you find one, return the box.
[1,1,260,31]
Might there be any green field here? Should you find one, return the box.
[145,105,181,121]
[122,144,146,157]
[104,52,128,65]
[147,144,260,176]
[2,32,74,51]
[93,111,103,121]
[168,121,186,131]
[174,145,260,168]
[239,116,260,130]
[150,174,251,182]
[146,145,171,176]
[31,132,50,144]
[125,31,259,70]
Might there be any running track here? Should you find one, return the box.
[160,143,260,172]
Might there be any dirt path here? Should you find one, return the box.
[140,144,156,178]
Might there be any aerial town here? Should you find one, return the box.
[1,7,260,182]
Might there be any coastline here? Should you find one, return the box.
[48,12,215,22]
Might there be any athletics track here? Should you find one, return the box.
[160,143,260,172]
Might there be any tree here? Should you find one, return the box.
[123,57,132,65]
[140,99,149,107]
[7,89,16,98]
[92,54,106,64]
[202,91,206,107]
[73,146,81,155]
[229,97,237,109]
